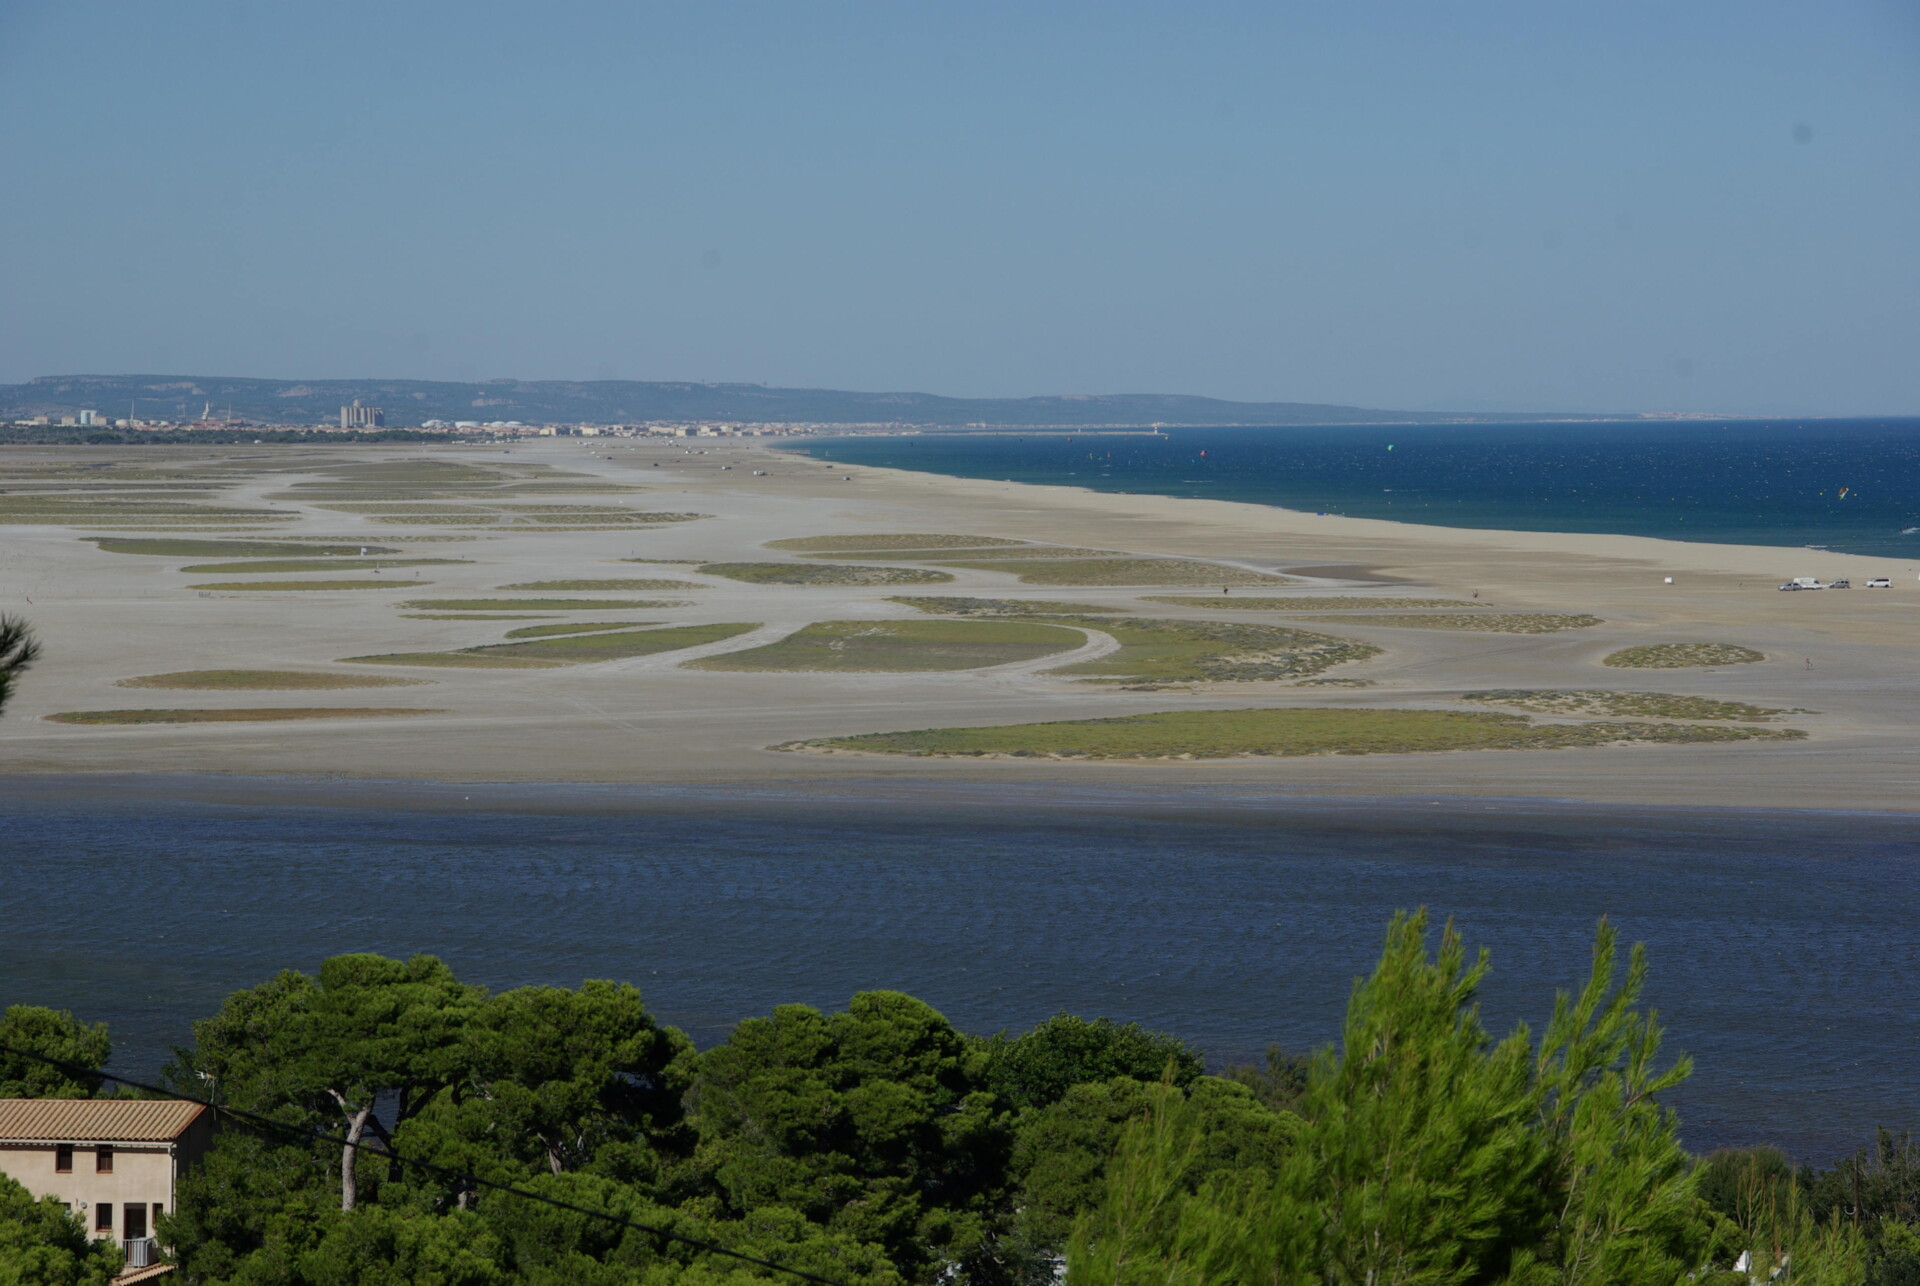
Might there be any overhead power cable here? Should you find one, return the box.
[0,1041,853,1286]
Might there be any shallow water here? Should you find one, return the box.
[1,777,1913,1161]
[788,418,1920,559]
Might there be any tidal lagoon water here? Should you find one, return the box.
[2,777,1914,1161]
[789,418,1920,558]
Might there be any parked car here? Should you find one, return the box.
[1867,577,1892,589]
[1827,578,1852,589]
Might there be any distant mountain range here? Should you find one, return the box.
[1,373,1571,428]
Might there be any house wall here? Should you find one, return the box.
[0,1142,177,1237]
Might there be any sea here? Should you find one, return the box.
[2,777,1915,1162]
[785,417,1920,559]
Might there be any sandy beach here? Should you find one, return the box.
[3,436,1916,811]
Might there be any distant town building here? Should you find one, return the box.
[77,410,101,426]
[340,400,385,429]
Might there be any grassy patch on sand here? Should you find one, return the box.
[1462,690,1793,721]
[345,622,758,669]
[341,652,560,670]
[688,619,1085,672]
[1143,596,1483,611]
[933,558,1295,587]
[778,707,1805,760]
[1040,617,1380,683]
[496,579,704,591]
[764,533,1027,552]
[502,621,650,639]
[1603,643,1767,669]
[808,546,1122,561]
[888,596,1130,616]
[1299,613,1603,633]
[117,670,430,690]
[698,562,956,586]
[187,579,421,591]
[90,538,398,558]
[48,707,441,725]
[399,598,670,611]
[402,614,560,621]
[179,558,470,573]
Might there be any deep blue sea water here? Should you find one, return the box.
[2,777,1914,1162]
[787,419,1920,559]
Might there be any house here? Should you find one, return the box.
[0,1098,216,1271]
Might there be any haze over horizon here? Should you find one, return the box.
[2,2,1915,417]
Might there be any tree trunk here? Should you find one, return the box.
[333,1095,376,1213]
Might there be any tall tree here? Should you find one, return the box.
[0,1005,111,1098]
[396,979,694,1200]
[1519,919,1701,1286]
[1069,913,1713,1286]
[178,953,480,1212]
[0,615,39,720]
[688,991,1011,1284]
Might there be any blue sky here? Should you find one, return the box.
[1,2,1915,414]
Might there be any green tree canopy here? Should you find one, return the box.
[0,614,39,720]
[0,1005,111,1099]
[979,1014,1203,1111]
[176,953,482,1212]
[392,979,695,1203]
[0,1174,121,1286]
[1067,912,1712,1286]
[687,991,1010,1283]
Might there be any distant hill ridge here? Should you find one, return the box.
[2,373,1555,427]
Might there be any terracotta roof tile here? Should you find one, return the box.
[0,1099,206,1143]
[112,1264,176,1285]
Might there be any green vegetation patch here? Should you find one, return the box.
[1041,617,1380,683]
[343,652,560,669]
[117,670,430,690]
[698,562,956,586]
[398,598,670,611]
[497,579,704,591]
[502,621,651,639]
[809,546,1122,561]
[1143,596,1483,611]
[1462,689,1793,722]
[346,622,758,669]
[688,619,1085,673]
[934,558,1296,587]
[48,707,442,725]
[187,579,420,591]
[179,558,470,573]
[765,533,1029,552]
[1299,613,1603,633]
[90,538,398,558]
[1603,643,1767,669]
[402,614,560,621]
[888,596,1130,616]
[779,707,1806,760]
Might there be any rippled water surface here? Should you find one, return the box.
[790,418,1920,558]
[2,778,1914,1161]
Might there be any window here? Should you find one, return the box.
[94,1203,112,1232]
[151,1202,162,1224]
[124,1204,147,1240]
[95,1146,112,1173]
[55,1144,72,1172]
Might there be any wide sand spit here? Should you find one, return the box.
[3,436,1916,810]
